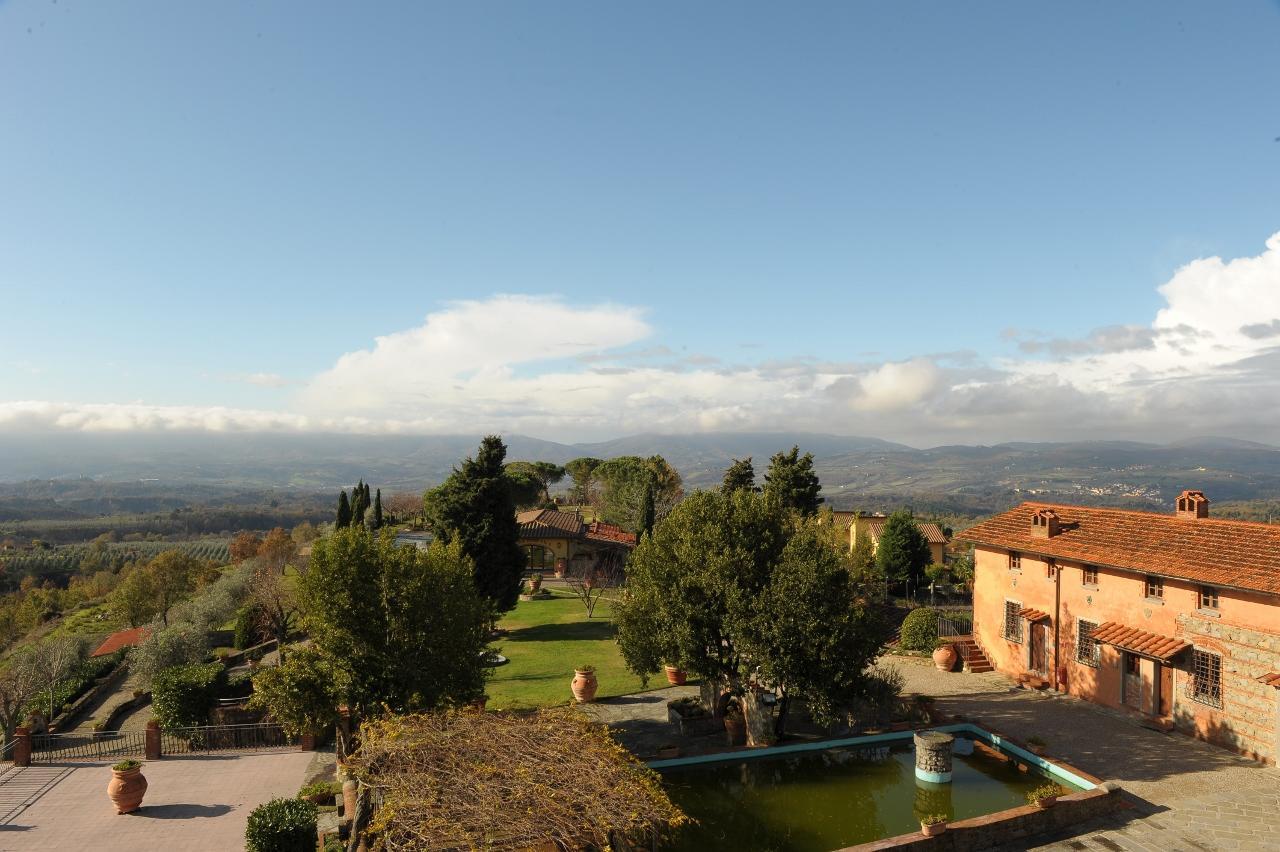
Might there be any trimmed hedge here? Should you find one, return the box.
[899,607,940,651]
[245,797,317,852]
[151,662,227,728]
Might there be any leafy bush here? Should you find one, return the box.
[151,662,227,728]
[899,607,940,651]
[298,780,341,801]
[1026,782,1061,805]
[112,759,142,772]
[859,664,906,725]
[28,648,124,719]
[245,797,318,852]
[234,604,262,649]
[130,623,209,687]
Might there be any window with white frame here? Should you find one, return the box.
[1008,551,1021,571]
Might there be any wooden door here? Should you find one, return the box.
[1123,653,1143,711]
[1157,663,1172,717]
[1030,623,1047,676]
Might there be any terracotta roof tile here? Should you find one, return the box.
[1089,622,1190,662]
[1018,607,1051,623]
[584,521,637,547]
[91,626,151,657]
[517,508,586,539]
[960,500,1280,596]
[1257,672,1280,688]
[864,517,949,546]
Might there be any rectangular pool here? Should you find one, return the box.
[657,731,1084,851]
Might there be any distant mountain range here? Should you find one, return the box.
[2,431,1279,516]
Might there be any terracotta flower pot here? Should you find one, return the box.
[724,715,745,745]
[921,821,947,837]
[664,665,687,686]
[571,669,598,703]
[1033,795,1057,809]
[933,644,958,672]
[107,766,148,814]
[554,559,566,578]
[342,778,358,818]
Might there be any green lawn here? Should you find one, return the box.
[484,587,653,710]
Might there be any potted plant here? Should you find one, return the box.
[920,813,948,837]
[528,572,543,593]
[723,699,745,746]
[664,664,687,686]
[571,665,598,703]
[107,759,148,814]
[932,640,958,672]
[1025,735,1047,756]
[554,558,566,579]
[299,781,337,805]
[1026,782,1061,809]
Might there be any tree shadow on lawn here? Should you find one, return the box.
[504,621,617,643]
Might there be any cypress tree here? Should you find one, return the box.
[425,436,526,613]
[722,457,757,493]
[638,480,656,540]
[373,489,383,529]
[336,490,352,529]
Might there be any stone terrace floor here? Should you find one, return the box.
[588,658,1280,851]
[0,751,314,851]
[896,656,1280,852]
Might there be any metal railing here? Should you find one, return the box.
[29,731,147,763]
[936,606,974,638]
[160,722,295,755]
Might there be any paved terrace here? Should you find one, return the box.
[587,657,1280,852]
[0,751,314,851]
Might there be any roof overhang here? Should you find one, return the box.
[1257,673,1280,688]
[1018,607,1051,623]
[1089,622,1190,663]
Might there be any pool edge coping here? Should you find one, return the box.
[646,723,1099,791]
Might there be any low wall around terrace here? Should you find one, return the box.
[841,782,1125,852]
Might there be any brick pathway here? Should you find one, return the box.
[0,751,314,851]
[893,655,1280,851]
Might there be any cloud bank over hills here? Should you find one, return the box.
[3,233,1279,446]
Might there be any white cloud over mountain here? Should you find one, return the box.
[3,234,1279,445]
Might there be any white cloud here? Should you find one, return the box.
[241,372,290,388]
[3,233,1279,445]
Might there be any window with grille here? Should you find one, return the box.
[1008,551,1021,571]
[1190,649,1222,707]
[1082,565,1098,586]
[1199,586,1219,610]
[1003,600,1023,643]
[1076,620,1099,667]
[1145,575,1164,599]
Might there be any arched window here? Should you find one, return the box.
[523,544,555,570]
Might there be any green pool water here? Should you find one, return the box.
[661,741,1079,851]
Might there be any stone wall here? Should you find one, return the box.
[1173,614,1280,763]
[842,783,1124,852]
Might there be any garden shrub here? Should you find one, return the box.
[29,649,126,719]
[151,662,227,728]
[234,604,262,650]
[245,797,318,852]
[899,607,939,651]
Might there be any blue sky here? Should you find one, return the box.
[2,1,1279,444]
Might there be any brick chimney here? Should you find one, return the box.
[1030,508,1060,538]
[1175,490,1209,520]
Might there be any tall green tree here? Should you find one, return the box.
[638,480,656,540]
[373,489,383,529]
[502,465,546,509]
[505,461,566,505]
[594,455,683,530]
[722,457,757,493]
[615,490,882,742]
[763,446,823,517]
[426,436,527,613]
[875,510,933,596]
[564,457,602,505]
[299,528,489,714]
[336,490,352,529]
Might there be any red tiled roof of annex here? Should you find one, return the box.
[960,499,1280,596]
[516,509,636,547]
[863,516,949,546]
[1089,622,1190,662]
[91,625,151,657]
